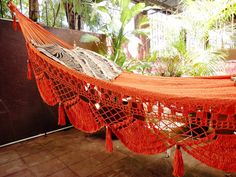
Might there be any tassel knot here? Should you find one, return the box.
[173,145,184,177]
[58,103,66,126]
[106,126,113,152]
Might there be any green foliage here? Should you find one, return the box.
[1,0,11,18]
[79,33,100,43]
[82,0,147,67]
[180,0,236,40]
[124,51,158,75]
[40,0,66,27]
[169,30,226,76]
[0,0,29,18]
[61,0,105,31]
[187,50,226,76]
[108,0,146,66]
[156,0,235,77]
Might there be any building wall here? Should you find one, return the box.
[227,49,236,60]
[0,19,106,145]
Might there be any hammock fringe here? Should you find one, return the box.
[173,145,184,177]
[58,103,66,126]
[12,15,17,31]
[106,126,113,152]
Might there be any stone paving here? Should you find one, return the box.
[0,128,235,177]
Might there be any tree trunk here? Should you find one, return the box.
[29,0,39,22]
[63,2,81,30]
[0,0,3,18]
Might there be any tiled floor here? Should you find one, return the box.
[0,128,235,177]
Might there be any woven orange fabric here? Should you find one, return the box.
[8,2,236,176]
[114,72,236,102]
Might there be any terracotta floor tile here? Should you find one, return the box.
[33,136,55,146]
[69,157,101,177]
[6,169,36,177]
[29,158,66,177]
[43,140,77,157]
[87,166,116,177]
[58,151,88,166]
[97,151,127,167]
[92,151,112,163]
[144,158,173,177]
[0,150,20,165]
[79,142,105,155]
[185,162,227,177]
[130,153,163,166]
[22,150,54,167]
[16,142,46,157]
[0,128,233,177]
[110,157,142,172]
[49,147,72,157]
[47,168,78,177]
[0,159,27,177]
[0,144,21,153]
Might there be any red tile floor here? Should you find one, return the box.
[0,128,235,177]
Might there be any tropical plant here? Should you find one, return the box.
[79,0,148,67]
[0,0,29,19]
[169,29,227,76]
[124,51,157,75]
[40,0,67,27]
[187,50,227,76]
[101,0,147,66]
[61,0,105,30]
[180,0,236,49]
[153,0,236,77]
[1,0,13,18]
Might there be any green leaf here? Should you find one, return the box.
[120,0,130,9]
[97,6,109,13]
[121,2,145,26]
[80,34,100,43]
[120,8,131,25]
[130,3,145,19]
[126,65,139,72]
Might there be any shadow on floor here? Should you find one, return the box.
[0,128,235,177]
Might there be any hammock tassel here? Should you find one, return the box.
[106,126,113,152]
[27,60,33,80]
[12,15,17,31]
[58,103,66,126]
[173,145,184,177]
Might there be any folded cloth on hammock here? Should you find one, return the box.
[34,43,122,81]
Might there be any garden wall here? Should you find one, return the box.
[0,19,106,145]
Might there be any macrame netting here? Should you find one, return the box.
[9,2,236,176]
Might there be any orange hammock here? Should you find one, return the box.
[8,2,236,176]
